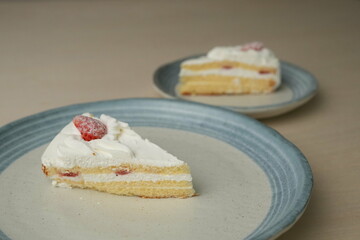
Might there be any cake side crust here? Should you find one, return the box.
[50,177,195,198]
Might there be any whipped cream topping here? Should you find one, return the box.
[182,44,278,67]
[207,45,279,67]
[41,114,185,168]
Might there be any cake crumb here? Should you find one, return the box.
[52,180,72,188]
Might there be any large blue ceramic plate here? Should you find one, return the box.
[0,98,312,240]
[154,55,318,118]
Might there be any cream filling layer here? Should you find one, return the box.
[182,57,218,65]
[180,68,278,79]
[51,181,193,189]
[51,173,192,183]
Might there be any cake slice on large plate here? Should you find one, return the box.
[179,42,281,95]
[41,113,195,198]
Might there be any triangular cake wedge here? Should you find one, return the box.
[179,42,281,95]
[41,113,195,198]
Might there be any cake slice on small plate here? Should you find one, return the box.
[179,42,281,95]
[41,113,195,198]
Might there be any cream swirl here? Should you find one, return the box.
[89,139,133,159]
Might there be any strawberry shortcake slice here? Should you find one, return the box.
[41,113,195,198]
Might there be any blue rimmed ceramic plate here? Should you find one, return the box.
[153,55,318,118]
[0,98,312,240]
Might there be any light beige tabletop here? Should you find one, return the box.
[0,0,359,239]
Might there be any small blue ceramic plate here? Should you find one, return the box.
[153,55,318,118]
[0,98,312,240]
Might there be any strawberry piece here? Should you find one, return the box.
[259,70,271,74]
[115,169,131,176]
[241,41,264,51]
[222,65,233,69]
[73,115,107,141]
[59,171,79,177]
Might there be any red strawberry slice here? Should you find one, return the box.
[59,171,79,177]
[115,169,131,176]
[222,65,233,69]
[73,115,107,141]
[241,41,264,51]
[259,70,271,74]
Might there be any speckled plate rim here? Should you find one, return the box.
[0,98,313,240]
[153,55,318,118]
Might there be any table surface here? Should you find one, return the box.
[0,0,359,239]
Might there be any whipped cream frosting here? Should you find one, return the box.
[41,114,185,168]
[182,44,279,68]
[207,45,279,67]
